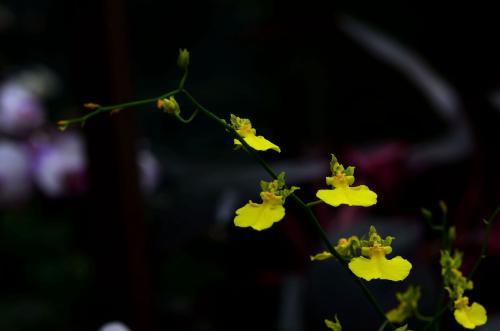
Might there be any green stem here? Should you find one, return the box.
[414,309,433,322]
[182,88,394,329]
[61,89,181,127]
[433,203,451,330]
[179,68,188,89]
[175,108,199,124]
[468,205,500,280]
[378,320,389,331]
[421,305,449,331]
[306,199,324,207]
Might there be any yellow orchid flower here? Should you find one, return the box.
[234,192,285,231]
[233,173,297,231]
[348,226,411,281]
[348,246,411,281]
[453,296,487,329]
[316,155,376,207]
[230,114,281,152]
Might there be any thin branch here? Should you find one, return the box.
[59,89,181,127]
[468,205,500,280]
[414,309,433,322]
[175,108,199,124]
[306,199,324,207]
[378,320,389,331]
[421,305,449,331]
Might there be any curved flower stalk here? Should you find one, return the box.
[230,114,281,152]
[316,155,377,207]
[233,172,298,231]
[440,250,487,329]
[349,226,412,281]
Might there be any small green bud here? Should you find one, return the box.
[177,48,190,70]
[57,120,69,131]
[157,96,180,115]
[382,235,395,246]
[448,226,456,243]
[421,208,433,220]
[258,172,298,202]
[439,200,448,215]
[324,315,342,331]
[344,166,355,176]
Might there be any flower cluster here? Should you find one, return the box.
[56,49,496,331]
[440,250,487,329]
[233,172,298,231]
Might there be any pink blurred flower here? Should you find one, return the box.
[31,132,87,197]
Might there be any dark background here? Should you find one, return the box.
[1,1,499,330]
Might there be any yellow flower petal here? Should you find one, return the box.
[348,255,412,281]
[316,185,377,207]
[234,200,285,231]
[310,251,333,261]
[454,302,487,329]
[234,134,281,152]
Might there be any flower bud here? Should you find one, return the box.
[83,102,101,110]
[177,48,190,70]
[157,96,180,115]
[57,120,69,131]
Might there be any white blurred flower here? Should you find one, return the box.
[0,141,32,205]
[14,66,60,99]
[99,321,131,331]
[138,147,160,194]
[0,81,45,135]
[32,132,87,197]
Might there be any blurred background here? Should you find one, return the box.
[1,1,499,330]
